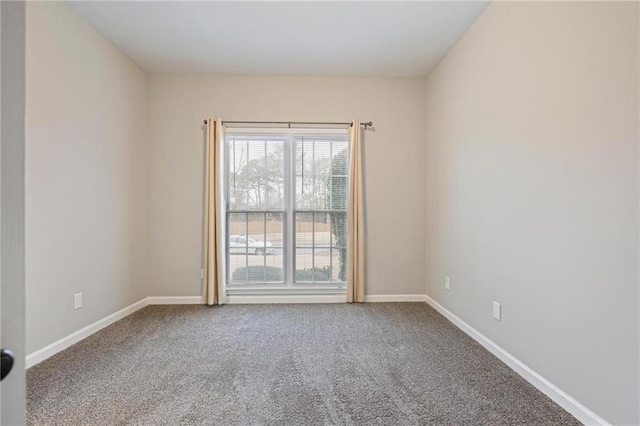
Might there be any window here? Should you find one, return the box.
[225,129,349,293]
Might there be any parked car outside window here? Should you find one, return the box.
[229,235,273,255]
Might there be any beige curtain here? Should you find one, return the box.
[203,118,225,305]
[347,120,365,303]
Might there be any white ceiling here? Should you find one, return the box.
[67,1,489,77]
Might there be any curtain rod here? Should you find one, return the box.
[203,119,373,129]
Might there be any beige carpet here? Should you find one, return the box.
[27,303,580,425]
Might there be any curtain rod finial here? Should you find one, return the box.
[203,119,208,125]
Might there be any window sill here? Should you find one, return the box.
[226,285,346,297]
[224,293,347,304]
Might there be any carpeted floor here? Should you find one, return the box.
[27,303,580,425]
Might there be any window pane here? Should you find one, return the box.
[295,212,344,283]
[329,141,349,210]
[295,137,314,210]
[295,136,349,211]
[227,212,248,282]
[330,211,348,282]
[295,212,314,282]
[227,135,285,210]
[228,213,284,284]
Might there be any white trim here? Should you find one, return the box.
[364,294,428,303]
[147,296,204,305]
[26,298,148,368]
[424,295,610,426]
[225,294,346,304]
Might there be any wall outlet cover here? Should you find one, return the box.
[445,276,450,290]
[493,301,501,320]
[73,293,83,310]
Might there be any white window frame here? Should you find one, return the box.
[224,127,349,296]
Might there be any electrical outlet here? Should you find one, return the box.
[445,276,450,290]
[493,301,501,321]
[73,293,83,310]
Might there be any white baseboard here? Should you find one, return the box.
[225,295,346,304]
[27,296,206,367]
[26,298,148,368]
[424,295,609,426]
[364,294,428,303]
[147,296,204,305]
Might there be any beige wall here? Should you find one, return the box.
[25,2,149,354]
[425,2,639,424]
[148,75,426,297]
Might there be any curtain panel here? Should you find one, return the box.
[203,118,225,305]
[347,120,365,303]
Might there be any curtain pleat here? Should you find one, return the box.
[347,120,365,303]
[203,118,225,305]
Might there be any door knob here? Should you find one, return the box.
[1,349,14,381]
